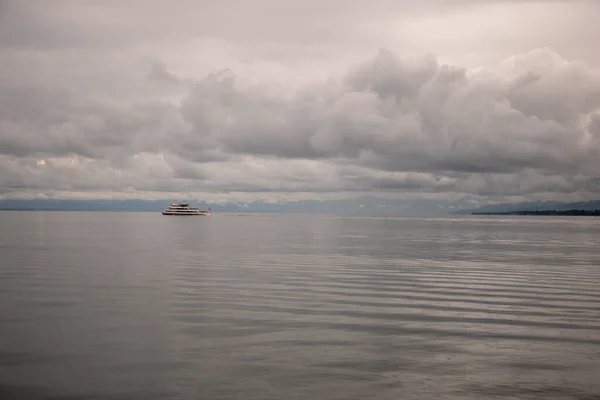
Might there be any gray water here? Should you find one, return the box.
[1,212,599,400]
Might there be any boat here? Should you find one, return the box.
[162,202,211,216]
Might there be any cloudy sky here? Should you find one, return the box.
[1,0,600,204]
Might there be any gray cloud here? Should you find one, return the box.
[175,48,600,177]
[1,1,599,202]
[1,47,600,201]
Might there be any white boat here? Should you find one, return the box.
[162,202,211,216]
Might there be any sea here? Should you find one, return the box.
[1,211,599,400]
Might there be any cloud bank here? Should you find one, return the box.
[1,1,599,203]
[1,47,600,202]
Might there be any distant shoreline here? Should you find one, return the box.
[472,209,600,216]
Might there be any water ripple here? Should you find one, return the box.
[1,212,599,399]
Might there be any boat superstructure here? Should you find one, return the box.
[162,203,211,216]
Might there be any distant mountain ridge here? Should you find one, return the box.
[2,197,599,215]
[454,200,600,214]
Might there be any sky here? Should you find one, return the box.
[1,0,600,205]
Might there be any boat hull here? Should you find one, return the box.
[162,211,209,216]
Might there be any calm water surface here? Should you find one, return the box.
[1,212,599,399]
